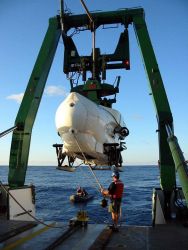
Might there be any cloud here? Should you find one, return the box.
[6,85,68,103]
[6,93,24,103]
[44,85,68,97]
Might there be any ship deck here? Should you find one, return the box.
[0,220,188,249]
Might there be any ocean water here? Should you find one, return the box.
[0,165,160,226]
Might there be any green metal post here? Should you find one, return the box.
[168,136,188,206]
[133,14,176,191]
[8,17,61,187]
[166,125,188,206]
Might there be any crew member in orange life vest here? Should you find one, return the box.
[101,170,124,231]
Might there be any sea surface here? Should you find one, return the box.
[0,165,160,226]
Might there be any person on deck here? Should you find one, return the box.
[101,170,124,231]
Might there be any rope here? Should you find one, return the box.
[87,165,103,190]
[73,134,88,164]
[72,134,111,225]
[78,165,100,194]
[73,134,103,191]
[0,125,17,138]
[0,180,65,229]
[78,166,110,224]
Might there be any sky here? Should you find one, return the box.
[0,0,188,166]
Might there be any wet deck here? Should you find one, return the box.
[0,220,188,249]
[103,224,188,250]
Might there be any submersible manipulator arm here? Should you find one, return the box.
[8,6,187,212]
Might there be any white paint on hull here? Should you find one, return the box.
[55,92,126,165]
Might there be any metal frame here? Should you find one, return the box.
[8,17,61,187]
[8,8,187,211]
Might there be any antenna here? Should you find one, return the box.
[80,0,96,79]
[60,0,64,17]
[60,0,64,29]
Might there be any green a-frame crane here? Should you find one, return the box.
[7,3,188,222]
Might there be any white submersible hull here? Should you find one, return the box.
[55,92,127,166]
